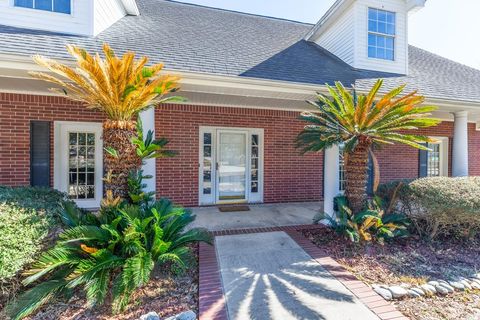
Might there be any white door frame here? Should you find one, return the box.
[198,126,264,206]
[53,121,103,209]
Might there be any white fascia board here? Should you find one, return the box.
[304,0,355,41]
[2,53,480,113]
[120,0,140,15]
[406,0,427,13]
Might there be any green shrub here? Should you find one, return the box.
[5,177,212,320]
[377,177,480,239]
[314,195,409,244]
[0,187,69,281]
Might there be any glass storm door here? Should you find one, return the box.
[216,130,247,202]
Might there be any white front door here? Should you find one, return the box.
[54,122,103,209]
[199,127,263,205]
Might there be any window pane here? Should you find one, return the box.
[378,22,387,34]
[368,34,376,46]
[54,0,70,13]
[368,8,377,20]
[368,46,376,58]
[35,0,52,11]
[378,10,386,22]
[204,133,211,145]
[386,37,394,49]
[387,12,395,24]
[14,0,33,8]
[386,24,395,35]
[368,20,377,32]
[386,49,394,61]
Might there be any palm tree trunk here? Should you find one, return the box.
[345,143,370,214]
[103,119,142,199]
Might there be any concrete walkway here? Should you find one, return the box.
[215,231,379,320]
[190,202,321,231]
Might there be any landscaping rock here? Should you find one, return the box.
[460,280,472,290]
[388,286,409,299]
[140,312,161,320]
[470,281,480,290]
[438,283,455,293]
[470,278,480,286]
[449,281,465,291]
[420,284,437,295]
[408,289,422,298]
[411,287,425,296]
[434,284,449,295]
[165,311,196,320]
[428,281,440,287]
[374,287,393,300]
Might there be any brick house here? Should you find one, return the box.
[1,0,479,212]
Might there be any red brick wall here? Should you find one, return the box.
[154,104,324,207]
[2,92,480,207]
[0,93,103,186]
[376,121,480,183]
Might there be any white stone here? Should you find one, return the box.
[388,286,409,299]
[435,284,449,295]
[411,287,425,296]
[435,285,449,295]
[140,312,160,320]
[438,283,455,293]
[408,289,421,298]
[470,281,480,290]
[428,281,439,287]
[374,287,393,300]
[165,311,196,320]
[449,281,465,291]
[460,280,472,290]
[421,284,437,295]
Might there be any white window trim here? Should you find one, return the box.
[428,136,449,177]
[198,126,264,206]
[54,121,103,209]
[11,0,74,16]
[366,7,396,62]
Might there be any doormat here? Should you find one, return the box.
[218,205,250,212]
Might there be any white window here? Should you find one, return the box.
[426,138,449,177]
[199,127,264,205]
[14,0,71,14]
[368,8,395,61]
[54,122,103,209]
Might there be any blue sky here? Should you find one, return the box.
[177,0,480,70]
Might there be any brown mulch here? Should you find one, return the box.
[302,227,480,320]
[3,244,199,320]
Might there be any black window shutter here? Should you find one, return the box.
[30,121,51,187]
[366,154,374,195]
[418,143,428,178]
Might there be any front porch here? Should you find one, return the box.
[189,201,322,231]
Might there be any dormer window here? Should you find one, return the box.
[14,0,71,14]
[368,8,395,61]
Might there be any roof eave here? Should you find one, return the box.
[120,0,140,15]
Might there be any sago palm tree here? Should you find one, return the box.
[297,79,440,214]
[30,44,181,198]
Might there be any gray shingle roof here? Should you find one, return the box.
[1,0,480,103]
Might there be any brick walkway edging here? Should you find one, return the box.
[198,225,408,320]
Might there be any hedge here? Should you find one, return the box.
[377,177,480,239]
[0,186,72,308]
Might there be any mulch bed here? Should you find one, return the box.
[16,244,199,320]
[302,227,480,320]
